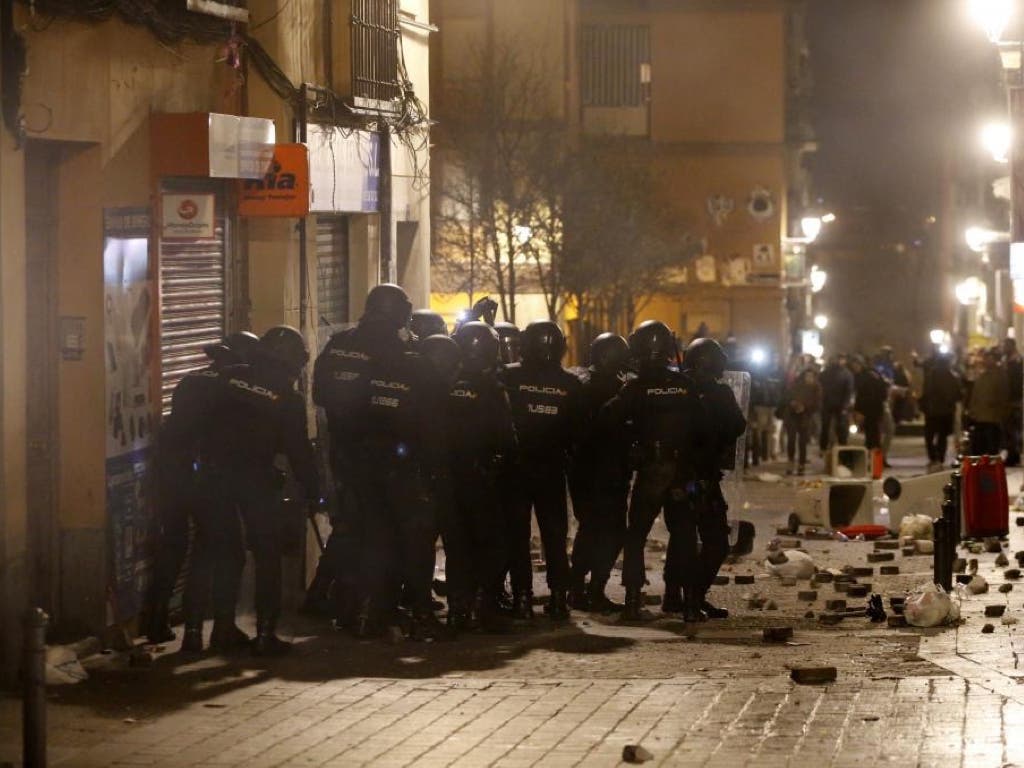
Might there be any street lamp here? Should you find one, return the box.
[981,121,1012,162]
[969,0,1013,43]
[800,215,823,242]
[929,328,947,345]
[813,314,829,330]
[809,265,827,293]
[966,226,991,252]
[956,276,985,305]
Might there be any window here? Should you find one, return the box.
[581,25,650,108]
[351,0,401,108]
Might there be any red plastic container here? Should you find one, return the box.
[960,455,1009,538]
[870,449,884,480]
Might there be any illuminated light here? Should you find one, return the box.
[801,216,823,242]
[966,226,990,252]
[809,265,828,293]
[939,343,951,355]
[750,347,767,365]
[513,225,532,245]
[821,212,837,224]
[981,121,1012,163]
[955,276,985,306]
[849,424,859,435]
[813,314,829,330]
[968,0,1013,43]
[929,329,946,345]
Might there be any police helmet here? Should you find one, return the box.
[521,320,566,366]
[204,330,260,365]
[454,321,500,373]
[589,332,630,375]
[259,325,309,375]
[362,283,413,329]
[685,337,728,377]
[494,322,521,365]
[628,321,676,367]
[419,334,462,380]
[410,309,447,340]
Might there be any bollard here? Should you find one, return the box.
[23,607,48,768]
[933,517,952,593]
[941,484,958,563]
[951,469,963,543]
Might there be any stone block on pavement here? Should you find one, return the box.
[867,552,895,563]
[791,666,837,684]
[763,627,794,642]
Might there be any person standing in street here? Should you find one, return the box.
[310,284,413,631]
[1003,338,1023,466]
[818,354,853,457]
[203,326,320,656]
[919,353,962,471]
[850,355,888,458]
[782,368,821,475]
[966,348,1010,456]
[670,337,746,620]
[602,321,707,622]
[502,321,583,621]
[568,333,632,613]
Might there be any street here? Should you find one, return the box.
[3,436,1024,767]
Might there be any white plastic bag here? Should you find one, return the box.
[45,645,88,685]
[764,549,816,580]
[899,514,933,541]
[904,584,958,627]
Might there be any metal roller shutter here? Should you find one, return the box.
[159,183,227,416]
[316,215,350,349]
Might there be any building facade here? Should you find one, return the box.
[0,0,431,682]
[430,0,813,360]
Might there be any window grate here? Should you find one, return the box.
[581,25,650,108]
[351,0,401,107]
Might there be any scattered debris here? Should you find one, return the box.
[968,559,979,574]
[781,577,798,587]
[999,584,1014,594]
[850,566,874,577]
[804,610,815,619]
[905,585,960,627]
[953,558,967,573]
[985,605,1007,618]
[915,540,935,555]
[798,590,818,601]
[812,572,835,584]
[622,745,654,764]
[825,599,847,611]
[985,538,1003,553]
[867,594,887,623]
[982,624,996,634]
[996,553,1010,567]
[763,627,794,642]
[45,646,88,685]
[765,550,816,580]
[899,515,933,541]
[713,575,730,586]
[818,613,844,625]
[887,615,908,628]
[880,566,900,575]
[967,575,990,595]
[901,546,916,557]
[1003,616,1019,625]
[867,552,895,563]
[847,584,870,598]
[791,667,837,685]
[874,540,900,551]
[765,600,779,610]
[735,575,755,585]
[756,472,784,484]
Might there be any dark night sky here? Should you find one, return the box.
[808,0,1002,227]
[804,0,1005,356]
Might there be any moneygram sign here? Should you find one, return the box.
[161,194,215,239]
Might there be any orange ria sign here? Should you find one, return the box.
[238,144,310,217]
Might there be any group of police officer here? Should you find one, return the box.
[145,282,747,655]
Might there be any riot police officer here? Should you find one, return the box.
[203,326,320,655]
[445,322,517,630]
[502,320,582,620]
[410,309,448,342]
[495,323,521,366]
[150,331,258,647]
[309,284,412,629]
[670,337,746,620]
[603,321,707,622]
[358,323,446,640]
[568,333,632,612]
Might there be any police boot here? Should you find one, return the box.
[145,600,176,644]
[587,580,623,614]
[701,599,729,619]
[661,584,685,614]
[545,590,570,621]
[511,590,535,622]
[252,618,291,657]
[300,571,332,616]
[474,589,510,634]
[332,585,357,631]
[180,624,204,654]
[446,597,473,634]
[209,620,251,652]
[682,591,708,623]
[353,597,381,639]
[568,575,590,611]
[410,610,451,642]
[622,588,647,622]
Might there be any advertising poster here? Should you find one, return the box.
[103,207,155,621]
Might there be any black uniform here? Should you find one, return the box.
[568,368,630,600]
[603,367,706,593]
[443,371,517,620]
[204,361,319,635]
[666,378,746,608]
[310,324,404,621]
[359,348,442,626]
[502,362,583,597]
[153,365,242,640]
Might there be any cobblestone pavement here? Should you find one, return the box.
[4,437,1024,767]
